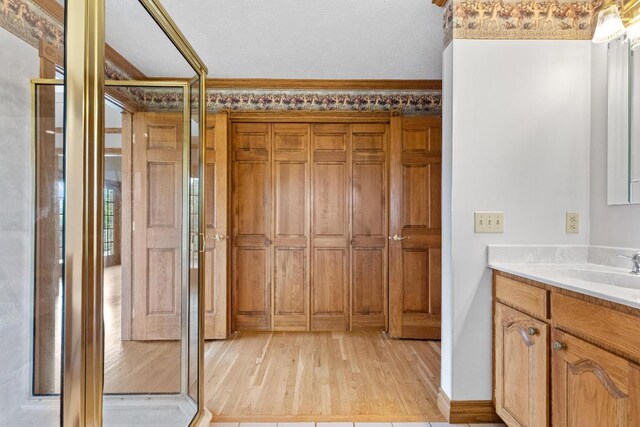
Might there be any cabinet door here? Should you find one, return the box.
[495,303,549,427]
[552,329,640,427]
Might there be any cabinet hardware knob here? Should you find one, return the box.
[553,341,567,351]
[265,238,272,246]
[527,327,538,336]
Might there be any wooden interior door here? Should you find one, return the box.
[232,123,272,331]
[131,112,184,340]
[350,124,388,330]
[495,303,549,427]
[552,329,640,427]
[204,113,228,339]
[310,124,351,331]
[271,124,310,331]
[389,116,442,339]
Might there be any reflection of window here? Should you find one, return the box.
[189,178,199,268]
[104,188,115,256]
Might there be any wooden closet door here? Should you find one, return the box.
[271,124,310,331]
[132,112,184,340]
[232,123,271,331]
[204,113,228,339]
[350,124,388,330]
[389,116,442,339]
[311,124,350,331]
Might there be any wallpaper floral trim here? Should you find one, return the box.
[205,89,442,115]
[110,87,443,115]
[446,0,595,41]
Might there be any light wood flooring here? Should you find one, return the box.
[103,266,444,421]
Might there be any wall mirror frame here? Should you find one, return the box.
[607,34,640,205]
[60,0,208,425]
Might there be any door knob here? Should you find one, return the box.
[391,234,408,242]
[553,341,567,351]
[212,233,227,241]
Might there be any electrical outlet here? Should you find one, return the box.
[475,212,504,233]
[566,212,579,233]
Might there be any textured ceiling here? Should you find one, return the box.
[104,0,443,79]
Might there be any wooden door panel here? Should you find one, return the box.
[495,303,549,427]
[237,162,268,236]
[350,123,388,331]
[204,113,228,339]
[311,124,350,331]
[232,123,271,331]
[235,248,270,330]
[389,116,442,339]
[271,123,310,331]
[313,163,347,237]
[312,248,349,331]
[274,161,306,237]
[552,329,640,427]
[132,113,183,340]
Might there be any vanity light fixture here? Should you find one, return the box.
[593,5,627,43]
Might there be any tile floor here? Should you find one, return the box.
[211,422,506,427]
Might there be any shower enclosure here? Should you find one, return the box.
[17,0,208,425]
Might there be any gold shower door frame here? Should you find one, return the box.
[61,1,208,425]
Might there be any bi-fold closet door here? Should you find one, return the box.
[231,122,389,332]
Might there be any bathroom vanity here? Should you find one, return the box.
[489,246,640,427]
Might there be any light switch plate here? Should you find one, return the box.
[474,212,504,233]
[566,212,579,233]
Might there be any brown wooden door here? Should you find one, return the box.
[132,112,184,340]
[552,329,640,427]
[271,124,311,331]
[350,124,388,330]
[232,123,272,331]
[311,124,350,331]
[495,303,549,427]
[389,116,442,339]
[204,113,228,339]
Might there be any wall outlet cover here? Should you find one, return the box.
[475,211,504,233]
[566,212,579,233]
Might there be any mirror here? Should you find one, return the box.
[631,42,640,202]
[607,36,640,204]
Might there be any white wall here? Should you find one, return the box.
[0,28,58,424]
[443,39,592,400]
[157,0,444,79]
[440,41,453,398]
[590,43,640,248]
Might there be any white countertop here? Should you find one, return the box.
[490,262,640,310]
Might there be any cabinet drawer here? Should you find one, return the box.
[495,275,549,320]
[551,293,640,363]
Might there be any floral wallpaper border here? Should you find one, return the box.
[444,0,595,44]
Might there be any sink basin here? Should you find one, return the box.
[556,268,640,289]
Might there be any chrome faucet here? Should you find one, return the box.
[618,251,640,275]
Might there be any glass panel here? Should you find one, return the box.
[101,84,195,426]
[188,78,201,404]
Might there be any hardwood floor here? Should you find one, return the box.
[204,332,444,421]
[103,266,444,421]
[104,266,180,394]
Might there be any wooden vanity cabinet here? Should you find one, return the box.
[493,271,640,427]
[494,303,549,427]
[551,329,640,427]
